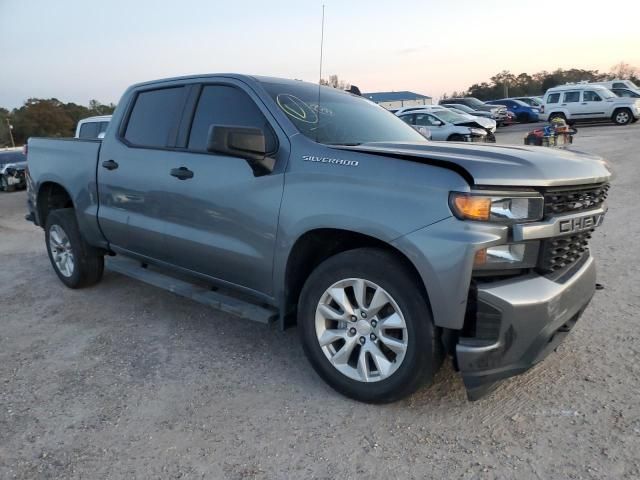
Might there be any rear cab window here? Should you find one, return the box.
[124,87,186,148]
[78,122,99,139]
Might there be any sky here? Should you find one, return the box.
[1,0,639,109]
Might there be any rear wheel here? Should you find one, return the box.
[298,248,441,403]
[612,108,632,125]
[548,112,566,123]
[45,208,104,288]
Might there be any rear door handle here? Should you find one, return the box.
[170,167,194,180]
[102,159,119,170]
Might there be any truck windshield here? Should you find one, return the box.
[259,80,426,145]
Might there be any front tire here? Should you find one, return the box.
[45,208,104,288]
[298,248,441,403]
[612,108,632,125]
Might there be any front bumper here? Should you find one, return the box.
[1,167,26,189]
[457,254,596,400]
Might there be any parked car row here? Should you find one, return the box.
[397,106,495,142]
[481,79,640,127]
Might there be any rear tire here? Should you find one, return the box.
[612,108,632,125]
[45,208,104,288]
[548,112,566,123]
[298,248,442,403]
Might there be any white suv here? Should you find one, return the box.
[540,85,640,125]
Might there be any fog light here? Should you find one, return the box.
[474,242,539,270]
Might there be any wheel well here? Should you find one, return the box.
[283,228,429,327]
[37,182,73,227]
[447,133,465,141]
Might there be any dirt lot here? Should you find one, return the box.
[1,124,639,479]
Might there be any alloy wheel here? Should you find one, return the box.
[49,224,75,277]
[314,278,408,382]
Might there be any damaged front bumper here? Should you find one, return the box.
[457,254,596,400]
[1,165,27,190]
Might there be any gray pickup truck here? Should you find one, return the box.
[26,74,611,403]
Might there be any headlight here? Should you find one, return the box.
[449,192,544,224]
[474,242,539,270]
[469,128,486,136]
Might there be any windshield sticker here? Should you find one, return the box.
[276,94,319,124]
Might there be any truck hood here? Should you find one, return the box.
[336,142,612,187]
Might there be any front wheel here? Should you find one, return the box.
[298,248,441,403]
[45,208,104,288]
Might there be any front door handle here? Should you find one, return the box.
[102,159,119,170]
[170,167,194,180]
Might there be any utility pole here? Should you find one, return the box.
[6,118,15,148]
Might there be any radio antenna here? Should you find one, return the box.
[316,4,325,143]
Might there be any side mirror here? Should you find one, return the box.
[207,125,267,162]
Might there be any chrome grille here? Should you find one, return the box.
[544,183,609,216]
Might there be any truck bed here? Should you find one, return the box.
[27,137,106,247]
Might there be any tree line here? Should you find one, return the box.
[445,62,640,101]
[0,99,116,147]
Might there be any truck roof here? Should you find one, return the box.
[128,73,309,90]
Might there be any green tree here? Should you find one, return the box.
[11,98,75,144]
[0,108,12,147]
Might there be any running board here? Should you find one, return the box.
[106,256,277,324]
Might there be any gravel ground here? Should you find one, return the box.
[1,124,639,479]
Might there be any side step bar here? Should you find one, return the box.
[106,256,277,324]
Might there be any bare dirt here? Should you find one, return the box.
[1,124,639,479]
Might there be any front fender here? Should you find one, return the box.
[391,218,508,330]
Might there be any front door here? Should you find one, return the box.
[159,82,287,296]
[579,90,607,120]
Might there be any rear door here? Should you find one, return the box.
[97,85,188,260]
[561,90,581,119]
[157,81,288,296]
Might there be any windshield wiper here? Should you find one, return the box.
[325,142,363,146]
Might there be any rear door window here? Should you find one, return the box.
[124,87,186,148]
[563,91,580,103]
[188,85,276,152]
[78,122,99,139]
[547,93,560,104]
